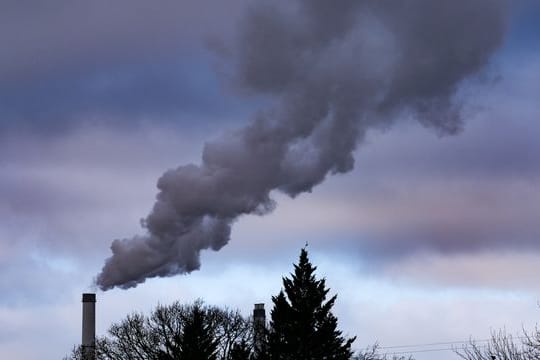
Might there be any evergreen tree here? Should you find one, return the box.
[229,340,252,360]
[267,247,356,360]
[177,304,219,360]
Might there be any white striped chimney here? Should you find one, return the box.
[81,293,96,360]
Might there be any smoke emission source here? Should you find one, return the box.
[97,0,509,290]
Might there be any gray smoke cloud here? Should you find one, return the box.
[97,0,509,290]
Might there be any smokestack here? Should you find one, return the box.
[253,303,266,352]
[81,293,96,360]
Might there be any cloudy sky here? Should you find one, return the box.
[1,1,539,359]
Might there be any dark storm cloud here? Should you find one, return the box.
[96,0,511,290]
[506,0,540,51]
[0,0,247,80]
[0,56,233,131]
[0,0,248,131]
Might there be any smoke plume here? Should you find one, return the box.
[97,0,509,290]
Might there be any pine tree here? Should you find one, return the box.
[266,247,356,360]
[177,304,219,360]
[229,340,252,360]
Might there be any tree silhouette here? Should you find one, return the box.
[65,249,361,360]
[455,329,540,360]
[64,300,252,360]
[175,303,218,360]
[266,247,356,360]
[229,340,252,360]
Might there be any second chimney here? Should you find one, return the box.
[253,303,266,352]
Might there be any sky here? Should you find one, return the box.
[0,1,539,359]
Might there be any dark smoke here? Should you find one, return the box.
[97,0,509,290]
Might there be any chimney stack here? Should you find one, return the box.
[253,303,266,352]
[81,293,96,360]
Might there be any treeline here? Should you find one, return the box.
[67,248,410,360]
[71,301,255,360]
[67,248,540,360]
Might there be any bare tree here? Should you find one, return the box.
[455,330,539,360]
[522,326,540,359]
[64,300,253,360]
[212,307,254,359]
[355,344,414,360]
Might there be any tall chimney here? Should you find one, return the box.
[253,303,266,353]
[81,293,96,360]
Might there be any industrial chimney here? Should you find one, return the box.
[81,293,96,360]
[253,303,266,353]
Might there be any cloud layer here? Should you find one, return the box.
[1,2,540,358]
